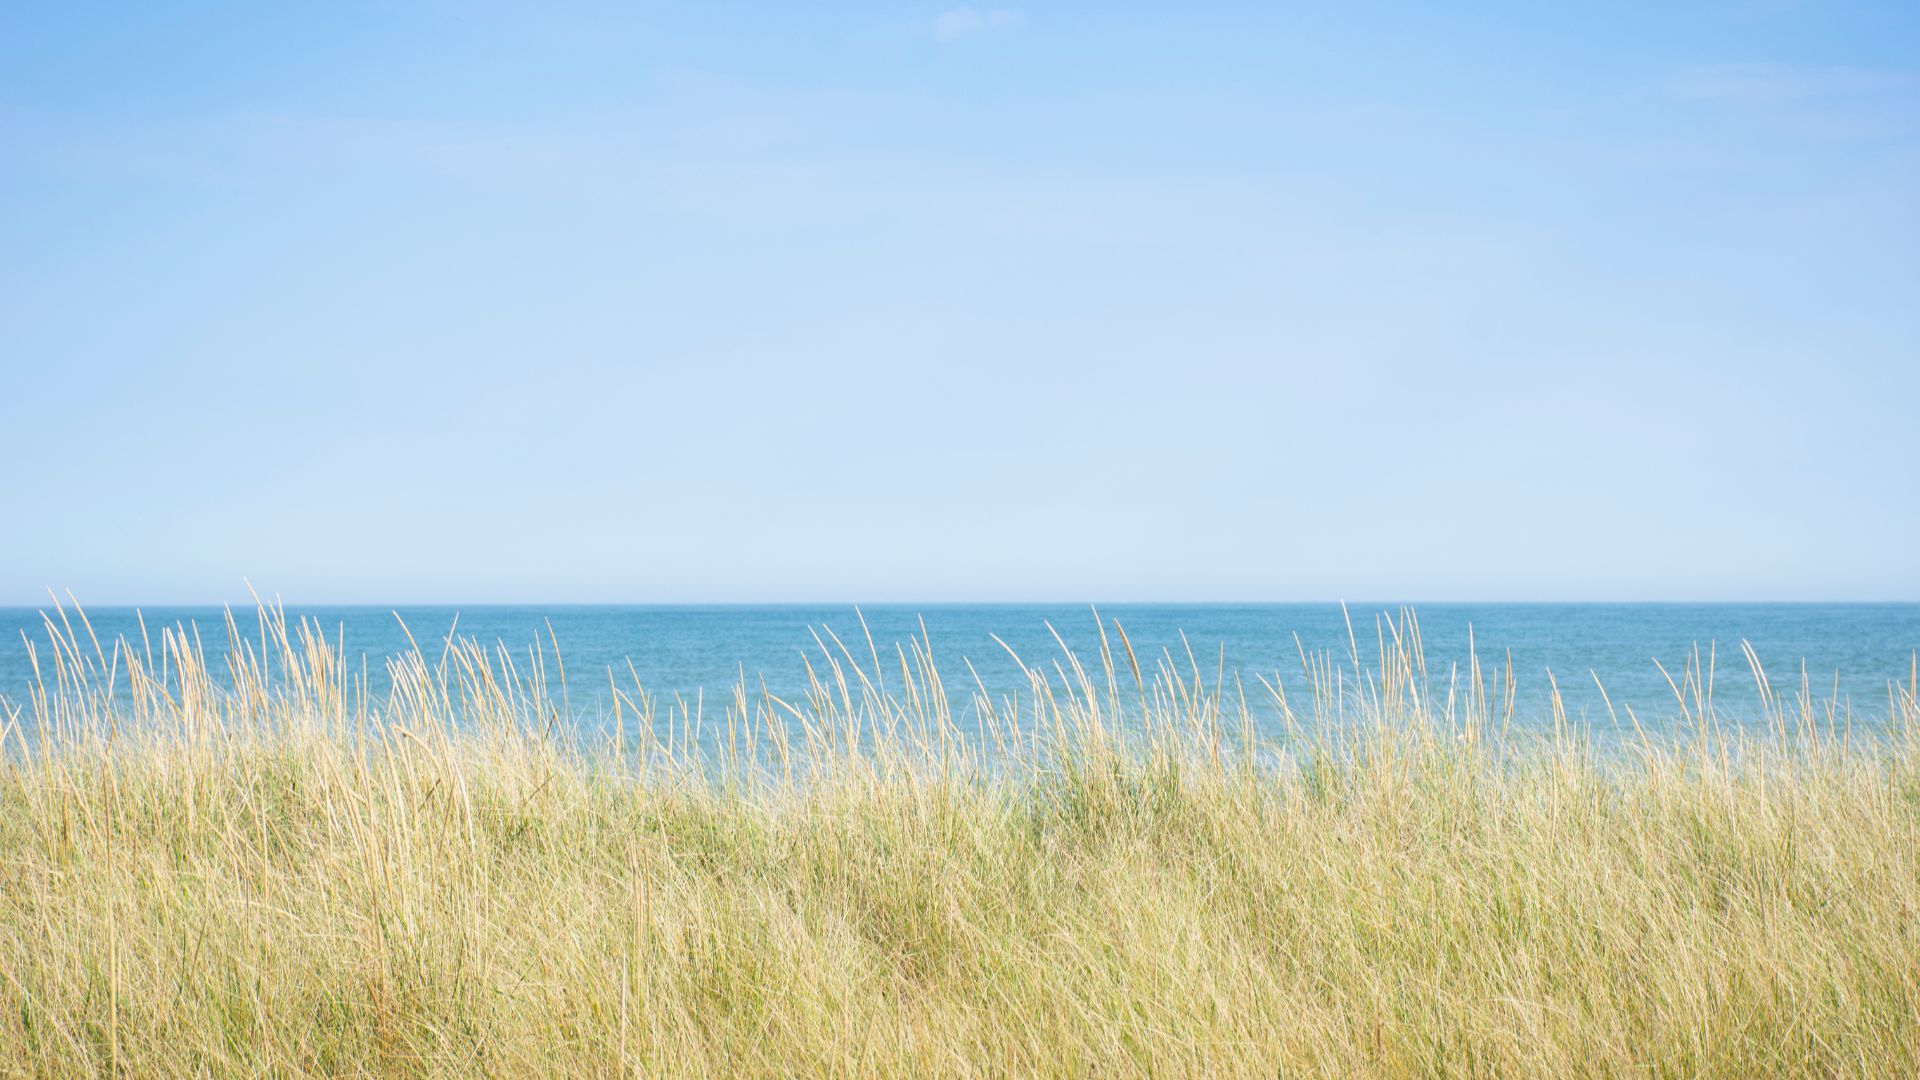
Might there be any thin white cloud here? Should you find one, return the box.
[931,7,1023,42]
[1666,62,1920,139]
[1669,63,1918,107]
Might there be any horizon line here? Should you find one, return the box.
[6,597,1920,610]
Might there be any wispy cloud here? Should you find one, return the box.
[931,7,1023,42]
[1666,62,1920,140]
[1669,63,1918,107]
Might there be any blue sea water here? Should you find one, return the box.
[2,604,1917,743]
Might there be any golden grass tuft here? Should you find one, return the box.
[2,601,1917,1077]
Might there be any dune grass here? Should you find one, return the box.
[1,602,1918,1077]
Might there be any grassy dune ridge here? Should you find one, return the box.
[2,602,1918,1077]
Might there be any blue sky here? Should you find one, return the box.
[2,2,1916,603]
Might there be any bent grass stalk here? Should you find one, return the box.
[0,599,1917,1076]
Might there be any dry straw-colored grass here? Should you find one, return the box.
[1,600,1917,1077]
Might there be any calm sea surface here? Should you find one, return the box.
[4,604,1917,743]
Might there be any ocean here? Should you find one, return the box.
[4,603,1917,743]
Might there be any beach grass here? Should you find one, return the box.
[2,601,1917,1077]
